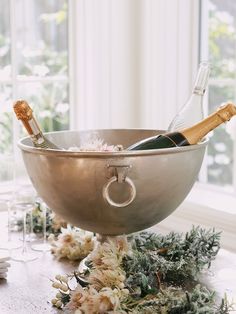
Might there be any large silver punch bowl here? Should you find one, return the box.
[18,129,207,235]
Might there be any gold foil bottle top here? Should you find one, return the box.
[13,100,33,121]
[217,102,236,122]
[181,101,236,145]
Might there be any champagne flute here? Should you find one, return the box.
[0,194,22,250]
[31,200,51,252]
[11,202,39,262]
[27,206,37,242]
[12,184,39,262]
[0,156,21,251]
[18,202,37,243]
[11,185,40,262]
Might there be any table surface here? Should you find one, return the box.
[0,213,236,314]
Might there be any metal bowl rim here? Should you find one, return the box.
[18,129,209,157]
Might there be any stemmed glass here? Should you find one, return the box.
[31,200,51,252]
[11,185,40,262]
[0,156,21,251]
[0,194,22,250]
[18,203,37,243]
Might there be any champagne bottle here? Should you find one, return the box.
[168,61,210,131]
[13,100,60,149]
[127,102,236,151]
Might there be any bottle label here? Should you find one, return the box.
[193,87,204,95]
[30,135,44,145]
[37,138,44,144]
[28,118,41,136]
[166,132,190,146]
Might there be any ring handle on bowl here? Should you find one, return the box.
[103,165,136,208]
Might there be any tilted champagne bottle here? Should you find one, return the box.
[127,102,236,151]
[13,100,60,149]
[168,61,210,131]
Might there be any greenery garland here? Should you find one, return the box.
[12,200,234,312]
[50,226,234,313]
[14,201,66,236]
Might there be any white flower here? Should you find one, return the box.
[33,65,49,76]
[68,134,123,152]
[56,102,69,114]
[88,267,126,291]
[87,236,129,292]
[90,236,131,269]
[49,227,95,261]
[51,235,131,313]
[65,286,126,313]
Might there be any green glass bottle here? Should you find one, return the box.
[127,102,236,151]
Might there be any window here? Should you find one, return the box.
[200,0,236,193]
[0,0,69,182]
[1,1,235,197]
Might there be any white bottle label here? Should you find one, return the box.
[28,118,41,136]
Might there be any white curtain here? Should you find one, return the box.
[71,0,200,131]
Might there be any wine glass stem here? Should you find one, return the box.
[7,201,11,242]
[30,209,33,236]
[22,209,27,253]
[43,207,47,244]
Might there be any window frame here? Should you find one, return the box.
[0,0,73,196]
[187,0,236,211]
[68,0,78,130]
[2,0,73,162]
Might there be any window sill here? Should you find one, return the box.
[149,183,236,252]
[186,182,236,215]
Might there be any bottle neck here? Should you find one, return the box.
[188,93,203,103]
[21,116,43,137]
[21,116,45,146]
[181,102,236,144]
[192,62,210,96]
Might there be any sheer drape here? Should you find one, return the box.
[72,0,200,131]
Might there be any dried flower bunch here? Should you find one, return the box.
[48,226,95,261]
[68,133,123,152]
[51,226,234,313]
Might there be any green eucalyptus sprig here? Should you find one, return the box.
[124,226,221,298]
[128,285,232,314]
[15,201,66,236]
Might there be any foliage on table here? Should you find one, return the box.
[15,200,67,236]
[32,201,67,235]
[50,226,234,313]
